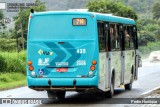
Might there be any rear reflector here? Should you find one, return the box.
[90,66,95,71]
[29,66,34,71]
[81,75,86,78]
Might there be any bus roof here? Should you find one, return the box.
[31,11,136,25]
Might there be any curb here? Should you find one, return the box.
[140,86,160,96]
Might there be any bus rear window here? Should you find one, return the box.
[29,15,94,40]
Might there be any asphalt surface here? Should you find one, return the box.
[0,60,160,107]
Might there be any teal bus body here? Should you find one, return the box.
[27,11,136,90]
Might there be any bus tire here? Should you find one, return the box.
[125,67,133,90]
[56,91,66,100]
[47,90,56,99]
[106,74,115,98]
[125,83,132,90]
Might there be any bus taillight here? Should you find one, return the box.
[29,66,34,71]
[28,61,32,66]
[28,60,34,71]
[90,65,95,71]
[92,60,97,65]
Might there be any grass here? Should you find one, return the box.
[0,51,26,74]
[0,51,26,90]
[0,72,26,90]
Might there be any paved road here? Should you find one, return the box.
[0,60,160,107]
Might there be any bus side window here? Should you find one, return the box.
[110,25,114,50]
[124,25,135,50]
[115,24,120,49]
[129,26,134,49]
[110,24,119,51]
[98,22,105,52]
[124,26,130,49]
[104,22,109,52]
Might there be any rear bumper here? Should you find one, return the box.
[27,76,98,91]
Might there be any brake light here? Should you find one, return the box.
[92,60,97,65]
[90,65,95,71]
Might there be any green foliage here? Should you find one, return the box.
[14,0,46,32]
[0,38,27,52]
[138,46,150,55]
[152,2,160,20]
[139,41,160,55]
[0,30,14,38]
[86,0,138,20]
[0,11,6,30]
[0,51,26,74]
[137,19,160,42]
[13,0,46,49]
[0,38,17,51]
[0,72,26,90]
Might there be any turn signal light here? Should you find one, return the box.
[28,61,32,66]
[90,65,95,71]
[29,66,34,71]
[92,60,97,65]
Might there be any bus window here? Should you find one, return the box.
[104,23,108,52]
[98,22,105,51]
[129,26,135,49]
[124,25,135,50]
[124,26,130,49]
[110,24,120,51]
[115,25,120,49]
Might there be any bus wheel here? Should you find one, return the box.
[125,83,132,90]
[47,90,56,99]
[106,75,114,98]
[125,70,133,90]
[56,91,66,100]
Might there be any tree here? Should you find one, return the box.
[13,0,46,51]
[152,2,160,20]
[0,11,6,30]
[86,0,138,20]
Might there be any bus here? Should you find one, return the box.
[27,9,138,100]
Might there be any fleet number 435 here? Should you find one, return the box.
[76,49,86,54]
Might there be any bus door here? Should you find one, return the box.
[97,21,109,91]
[123,25,135,84]
[120,24,125,86]
[109,23,121,87]
[133,26,138,80]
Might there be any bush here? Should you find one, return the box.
[0,38,25,52]
[0,51,26,74]
[0,38,17,51]
[138,46,150,55]
[139,41,160,55]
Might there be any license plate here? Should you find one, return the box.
[56,68,68,72]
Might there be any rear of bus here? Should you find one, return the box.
[26,11,99,92]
